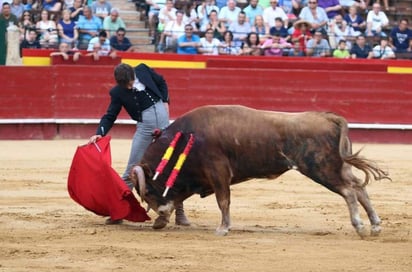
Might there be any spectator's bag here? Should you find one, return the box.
[67,136,150,222]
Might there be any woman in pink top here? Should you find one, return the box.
[261,33,291,56]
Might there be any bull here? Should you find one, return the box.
[131,105,389,237]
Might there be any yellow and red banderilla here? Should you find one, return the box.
[153,131,182,181]
[158,133,195,197]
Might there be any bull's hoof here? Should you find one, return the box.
[215,227,229,236]
[152,216,169,229]
[356,225,368,239]
[371,225,382,236]
[175,214,191,226]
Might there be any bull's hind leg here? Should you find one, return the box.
[301,164,368,238]
[340,188,368,238]
[355,187,382,236]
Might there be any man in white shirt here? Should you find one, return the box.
[366,3,389,37]
[199,28,221,55]
[262,0,288,28]
[229,11,251,47]
[218,0,241,27]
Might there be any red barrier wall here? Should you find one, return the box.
[0,63,411,142]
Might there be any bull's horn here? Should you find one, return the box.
[132,165,146,203]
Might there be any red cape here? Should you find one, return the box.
[67,136,150,222]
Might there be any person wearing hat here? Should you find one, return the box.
[291,19,312,55]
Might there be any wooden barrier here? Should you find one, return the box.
[0,61,411,142]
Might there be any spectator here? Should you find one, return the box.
[197,0,219,28]
[103,7,126,37]
[243,0,263,26]
[146,0,168,43]
[343,4,366,33]
[219,30,240,54]
[69,0,83,23]
[269,16,290,41]
[158,10,185,52]
[389,18,412,55]
[333,39,350,58]
[87,29,115,57]
[372,36,395,59]
[328,13,357,49]
[50,41,81,61]
[405,39,412,59]
[317,0,341,20]
[19,28,40,57]
[0,2,19,27]
[261,32,291,56]
[77,5,102,49]
[177,24,200,54]
[239,31,262,55]
[278,0,299,20]
[229,11,251,47]
[306,30,330,57]
[298,0,328,35]
[291,19,312,55]
[57,9,78,48]
[198,27,221,55]
[262,0,288,28]
[339,0,365,12]
[91,0,112,21]
[24,0,35,11]
[200,9,225,41]
[42,0,62,12]
[251,14,269,41]
[36,9,58,48]
[110,27,138,52]
[288,40,305,56]
[10,0,24,20]
[218,0,241,28]
[365,0,388,11]
[64,0,75,9]
[366,3,388,37]
[158,0,177,28]
[182,0,199,30]
[350,34,373,58]
[19,10,35,41]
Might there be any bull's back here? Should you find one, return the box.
[168,105,347,180]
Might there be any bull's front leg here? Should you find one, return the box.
[214,188,231,236]
[153,201,174,229]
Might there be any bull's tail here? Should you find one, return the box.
[336,115,391,186]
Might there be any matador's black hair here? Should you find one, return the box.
[114,63,135,88]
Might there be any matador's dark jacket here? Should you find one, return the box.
[96,63,169,136]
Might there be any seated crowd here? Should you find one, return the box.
[1,0,411,59]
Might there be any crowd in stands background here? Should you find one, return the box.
[0,0,412,63]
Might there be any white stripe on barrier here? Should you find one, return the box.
[0,119,412,130]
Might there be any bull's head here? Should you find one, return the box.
[130,164,175,228]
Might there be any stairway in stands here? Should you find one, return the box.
[108,0,154,52]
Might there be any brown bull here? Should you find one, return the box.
[131,105,389,237]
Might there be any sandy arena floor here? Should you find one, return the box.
[0,140,411,272]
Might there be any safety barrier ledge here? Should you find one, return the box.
[1,119,412,130]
